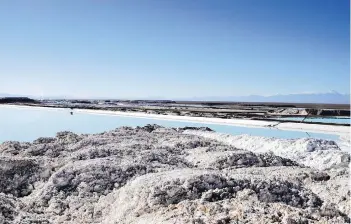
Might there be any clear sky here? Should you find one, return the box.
[0,0,349,99]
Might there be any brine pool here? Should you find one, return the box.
[276,117,350,124]
[0,106,343,143]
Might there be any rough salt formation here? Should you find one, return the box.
[184,130,350,170]
[0,125,349,224]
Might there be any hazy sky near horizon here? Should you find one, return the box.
[0,0,349,99]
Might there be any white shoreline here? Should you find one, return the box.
[1,104,350,136]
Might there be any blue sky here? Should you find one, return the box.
[0,0,349,99]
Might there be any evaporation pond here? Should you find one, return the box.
[0,107,339,143]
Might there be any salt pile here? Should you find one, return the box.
[0,125,349,223]
[183,130,350,170]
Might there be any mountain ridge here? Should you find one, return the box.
[177,92,350,104]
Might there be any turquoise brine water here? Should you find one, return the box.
[276,117,350,124]
[0,107,339,143]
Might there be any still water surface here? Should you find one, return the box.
[276,117,350,124]
[0,107,339,143]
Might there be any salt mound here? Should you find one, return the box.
[0,125,349,223]
[184,130,350,170]
[97,169,327,223]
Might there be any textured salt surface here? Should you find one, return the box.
[0,125,349,224]
[184,131,350,170]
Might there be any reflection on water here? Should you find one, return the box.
[0,107,340,143]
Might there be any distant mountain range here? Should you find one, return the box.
[1,91,350,104]
[0,93,73,100]
[179,91,350,104]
